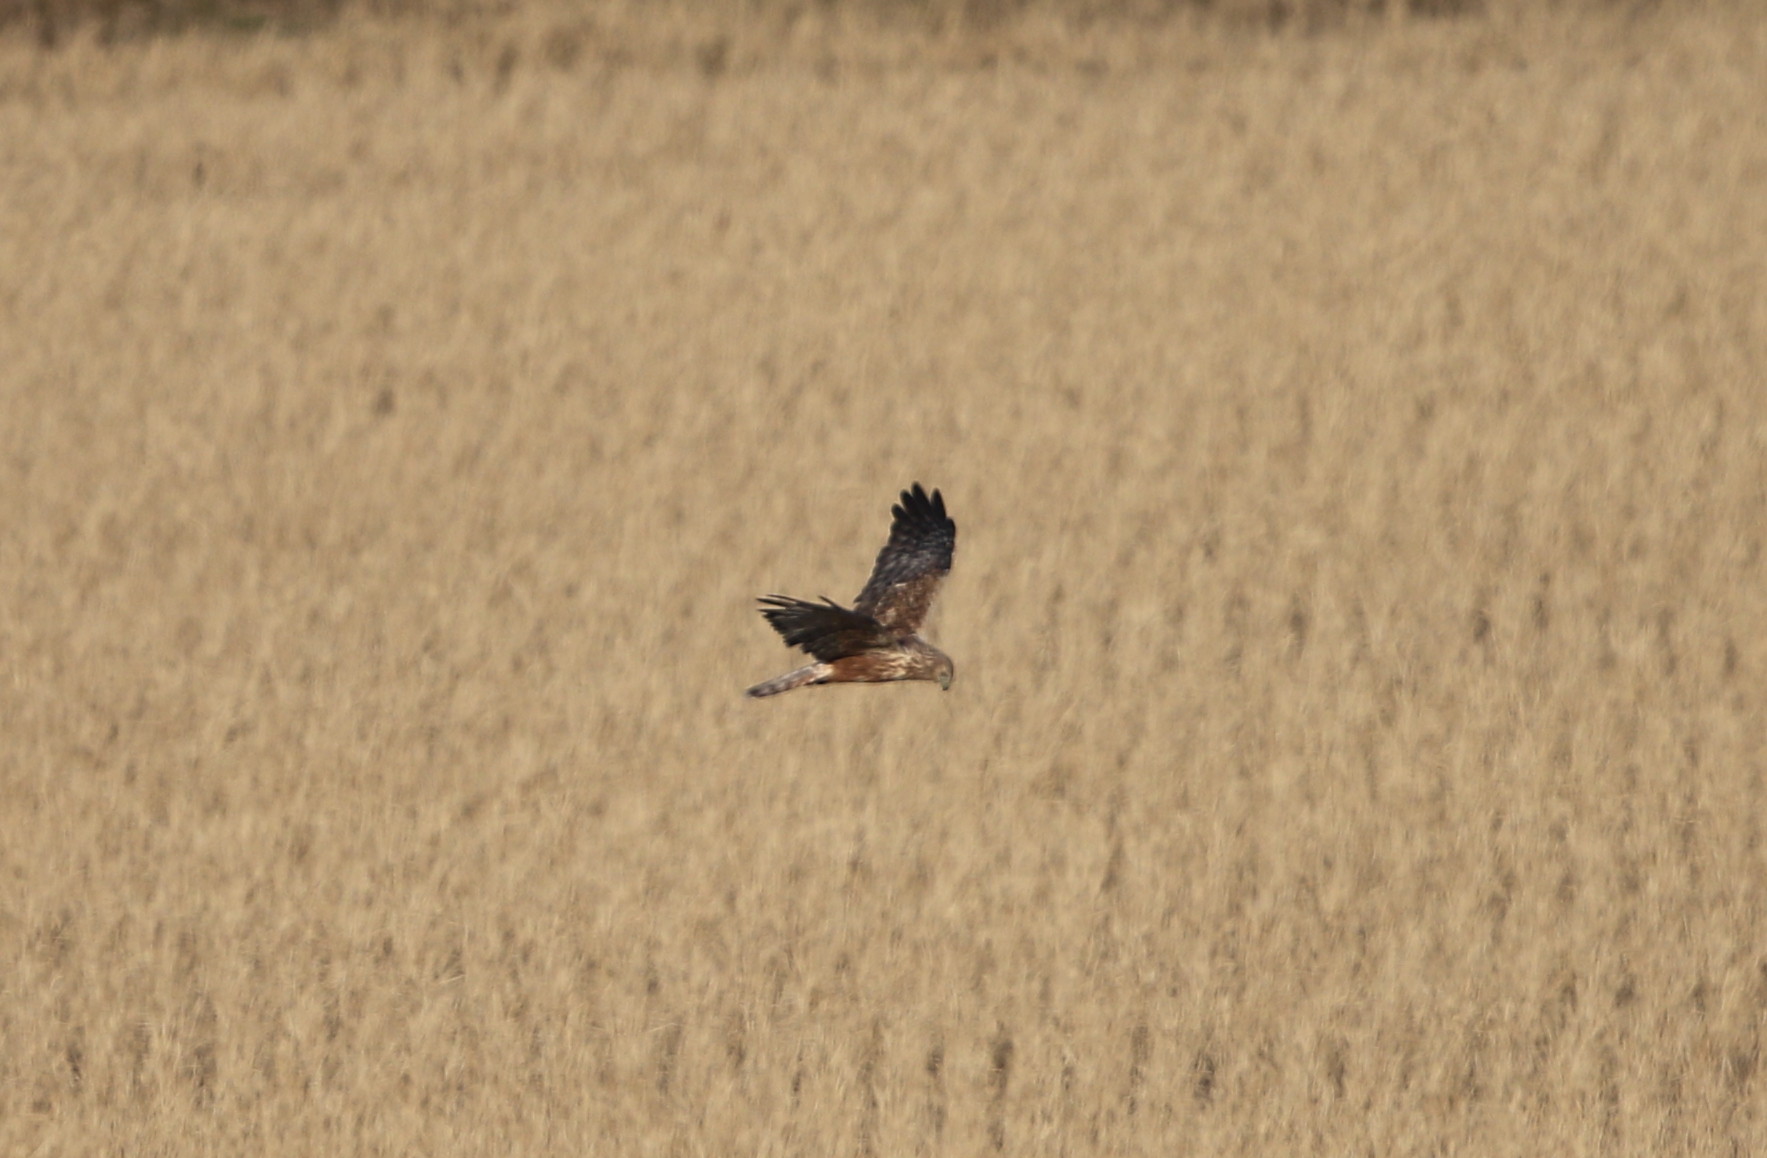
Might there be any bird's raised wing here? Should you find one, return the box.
[757,596,895,662]
[852,483,955,636]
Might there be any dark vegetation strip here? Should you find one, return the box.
[0,0,1667,48]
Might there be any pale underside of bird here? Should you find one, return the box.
[746,483,956,699]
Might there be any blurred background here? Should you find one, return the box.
[3,1,1764,1153]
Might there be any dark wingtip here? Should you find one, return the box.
[897,482,946,522]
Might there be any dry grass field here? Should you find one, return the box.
[4,2,1766,1153]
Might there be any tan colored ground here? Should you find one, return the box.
[3,4,1765,1153]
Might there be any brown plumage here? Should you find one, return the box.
[747,484,956,698]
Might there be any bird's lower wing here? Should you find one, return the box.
[757,596,895,661]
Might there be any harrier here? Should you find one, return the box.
[746,483,957,698]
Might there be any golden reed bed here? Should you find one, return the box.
[3,3,1764,1153]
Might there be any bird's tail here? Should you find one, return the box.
[745,663,831,699]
